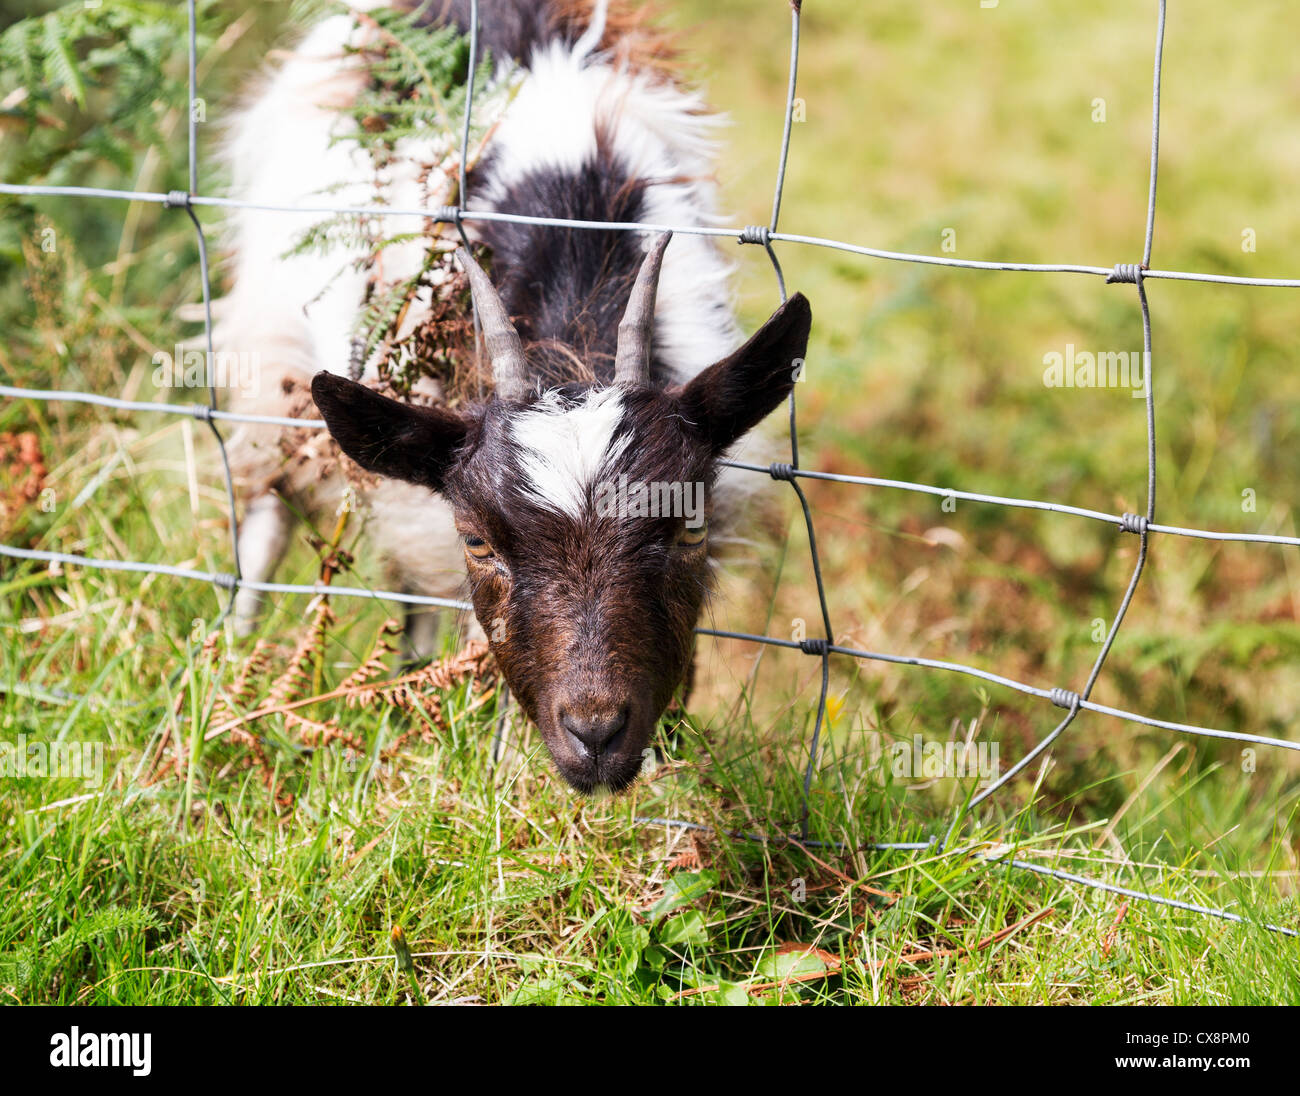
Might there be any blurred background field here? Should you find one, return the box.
[1,0,1299,1004]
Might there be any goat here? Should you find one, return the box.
[217,0,811,793]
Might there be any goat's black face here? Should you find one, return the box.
[440,388,716,792]
[311,292,811,793]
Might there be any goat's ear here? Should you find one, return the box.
[676,293,811,455]
[311,372,469,492]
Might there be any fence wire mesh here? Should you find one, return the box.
[2,0,1298,938]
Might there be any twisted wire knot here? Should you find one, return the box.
[768,461,797,482]
[191,404,213,423]
[212,572,239,591]
[1106,263,1145,284]
[163,190,192,209]
[433,205,461,224]
[1118,512,1149,535]
[799,638,830,656]
[739,224,772,246]
[1050,687,1081,710]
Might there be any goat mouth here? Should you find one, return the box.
[556,756,645,796]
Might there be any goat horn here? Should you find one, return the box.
[455,246,530,401]
[613,231,672,388]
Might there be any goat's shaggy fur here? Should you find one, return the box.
[219,0,742,612]
[217,0,811,791]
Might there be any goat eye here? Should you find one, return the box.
[677,522,708,547]
[464,534,495,559]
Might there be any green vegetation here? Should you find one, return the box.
[1,0,1297,1004]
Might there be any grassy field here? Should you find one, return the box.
[1,0,1299,1004]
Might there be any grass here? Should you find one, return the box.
[1,0,1299,1004]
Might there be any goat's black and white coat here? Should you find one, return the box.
[219,0,811,792]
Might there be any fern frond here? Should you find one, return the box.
[39,13,86,109]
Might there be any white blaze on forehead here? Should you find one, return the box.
[510,388,631,518]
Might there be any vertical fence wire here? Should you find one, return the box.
[184,0,240,624]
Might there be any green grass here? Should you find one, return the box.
[2,0,1299,1004]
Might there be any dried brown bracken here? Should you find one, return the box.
[147,616,496,808]
[0,430,48,538]
[145,506,495,807]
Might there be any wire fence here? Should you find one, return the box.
[2,0,1298,938]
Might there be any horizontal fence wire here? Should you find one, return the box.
[5,180,1300,289]
[2,0,1298,937]
[4,385,1299,546]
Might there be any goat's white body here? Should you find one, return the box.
[219,7,758,630]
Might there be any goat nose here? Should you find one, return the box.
[559,705,629,757]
